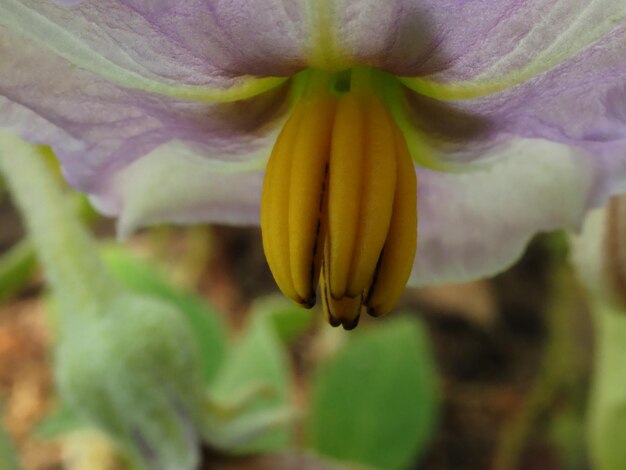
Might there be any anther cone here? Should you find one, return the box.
[260,88,418,329]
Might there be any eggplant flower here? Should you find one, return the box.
[2,1,626,328]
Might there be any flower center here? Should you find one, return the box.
[260,72,417,329]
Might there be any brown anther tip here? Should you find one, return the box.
[299,295,316,309]
[366,307,380,318]
[341,314,360,331]
[328,313,342,328]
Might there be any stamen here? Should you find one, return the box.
[321,259,362,330]
[327,91,364,299]
[260,103,306,304]
[365,126,418,316]
[261,83,418,329]
[288,95,336,304]
[343,93,397,298]
[261,93,336,307]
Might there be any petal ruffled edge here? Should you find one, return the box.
[408,137,626,287]
[90,138,276,237]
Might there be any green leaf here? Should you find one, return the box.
[588,302,626,470]
[0,409,22,470]
[209,313,292,453]
[0,239,37,304]
[309,316,439,470]
[35,405,85,439]
[100,245,227,384]
[253,296,315,344]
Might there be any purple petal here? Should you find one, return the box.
[92,141,269,237]
[333,0,626,79]
[0,29,289,199]
[453,26,626,159]
[1,0,310,86]
[393,23,626,175]
[1,1,294,237]
[48,0,83,5]
[410,138,626,286]
[333,1,626,189]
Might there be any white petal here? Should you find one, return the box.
[410,138,626,285]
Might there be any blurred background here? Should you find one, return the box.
[0,177,593,470]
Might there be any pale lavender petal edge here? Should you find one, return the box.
[0,28,290,198]
[409,139,626,287]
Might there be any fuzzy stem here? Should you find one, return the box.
[0,239,37,303]
[493,262,580,470]
[588,302,626,469]
[0,133,117,317]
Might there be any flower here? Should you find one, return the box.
[2,1,626,327]
[55,293,207,470]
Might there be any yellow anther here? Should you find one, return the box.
[261,93,336,306]
[327,92,364,299]
[342,93,397,298]
[365,126,418,317]
[261,101,306,304]
[260,89,418,329]
[320,258,362,330]
[288,94,336,305]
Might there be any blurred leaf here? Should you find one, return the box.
[546,230,570,262]
[549,409,587,470]
[0,239,37,304]
[100,245,227,384]
[588,302,626,470]
[254,296,315,343]
[0,410,21,470]
[209,312,292,453]
[309,316,439,470]
[35,405,85,439]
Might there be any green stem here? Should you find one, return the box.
[588,302,626,470]
[0,239,37,304]
[302,69,335,98]
[493,264,579,470]
[0,410,21,470]
[349,67,375,93]
[0,133,117,317]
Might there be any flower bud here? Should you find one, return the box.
[0,136,210,469]
[55,292,206,470]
